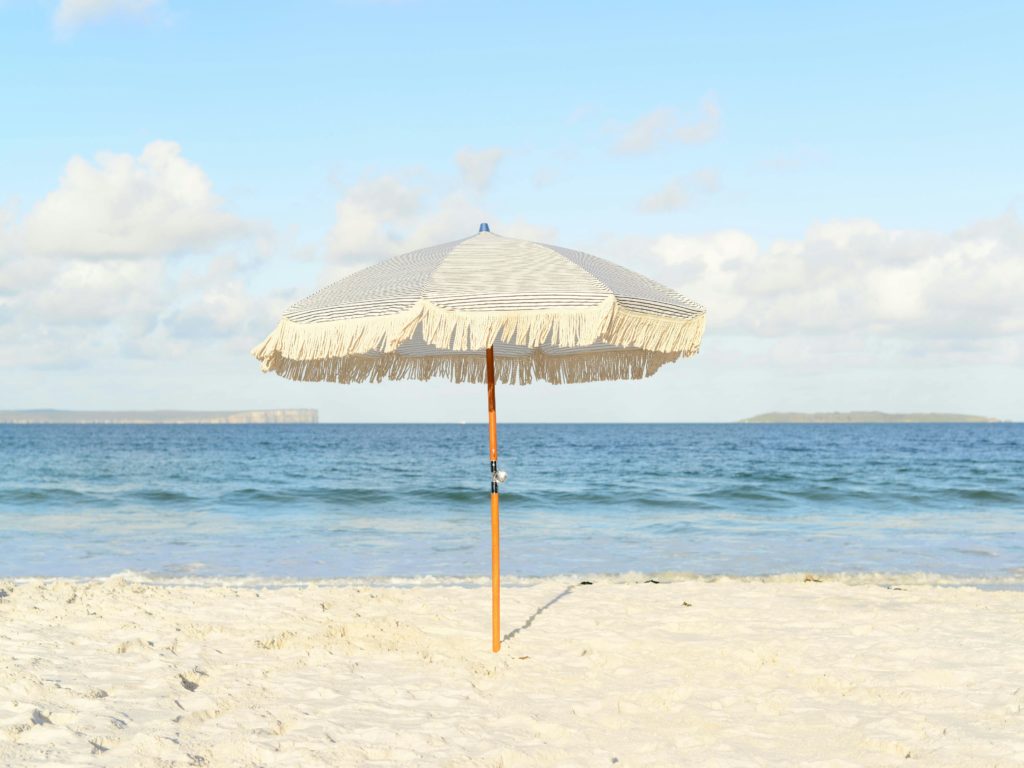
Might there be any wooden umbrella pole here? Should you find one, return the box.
[486,346,500,653]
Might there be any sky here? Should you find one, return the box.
[1,0,1022,422]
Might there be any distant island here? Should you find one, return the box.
[740,411,1004,424]
[0,410,318,425]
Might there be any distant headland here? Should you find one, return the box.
[740,411,1004,424]
[0,410,318,425]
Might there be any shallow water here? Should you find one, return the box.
[1,423,1021,579]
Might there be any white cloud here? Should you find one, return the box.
[639,179,689,213]
[652,213,1024,353]
[166,276,281,341]
[327,175,425,264]
[638,169,720,213]
[616,97,721,154]
[677,99,721,144]
[0,141,269,370]
[0,253,172,368]
[0,205,19,295]
[54,0,164,31]
[327,165,555,271]
[617,108,674,154]
[23,141,243,258]
[31,258,164,325]
[455,147,504,192]
[653,230,758,323]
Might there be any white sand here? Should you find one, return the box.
[2,575,1023,767]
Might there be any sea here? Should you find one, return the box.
[1,423,1022,583]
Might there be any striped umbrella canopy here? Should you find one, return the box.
[252,224,706,651]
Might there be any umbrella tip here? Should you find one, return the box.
[478,222,490,233]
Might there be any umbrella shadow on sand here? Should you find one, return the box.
[503,584,579,644]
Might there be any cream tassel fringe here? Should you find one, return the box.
[258,348,686,385]
[252,299,705,385]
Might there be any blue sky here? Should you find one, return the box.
[1,1,1022,421]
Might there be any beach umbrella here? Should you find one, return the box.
[252,223,706,651]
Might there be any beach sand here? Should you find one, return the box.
[1,575,1022,767]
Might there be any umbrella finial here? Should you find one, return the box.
[479,222,490,233]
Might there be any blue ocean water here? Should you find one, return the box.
[0,424,1022,580]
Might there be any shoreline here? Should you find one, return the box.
[4,569,1024,590]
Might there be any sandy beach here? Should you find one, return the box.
[2,575,1022,767]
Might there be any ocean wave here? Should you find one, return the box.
[219,487,395,505]
[949,488,1022,503]
[129,489,196,504]
[0,488,96,505]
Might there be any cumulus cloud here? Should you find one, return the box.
[31,258,165,325]
[326,165,555,271]
[0,141,269,370]
[23,141,243,258]
[165,272,282,342]
[652,213,1024,351]
[0,205,19,293]
[54,0,164,31]
[616,97,721,154]
[455,148,504,192]
[0,253,173,368]
[0,257,278,369]
[326,175,425,264]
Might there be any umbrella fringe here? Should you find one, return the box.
[252,299,705,384]
[255,347,687,385]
